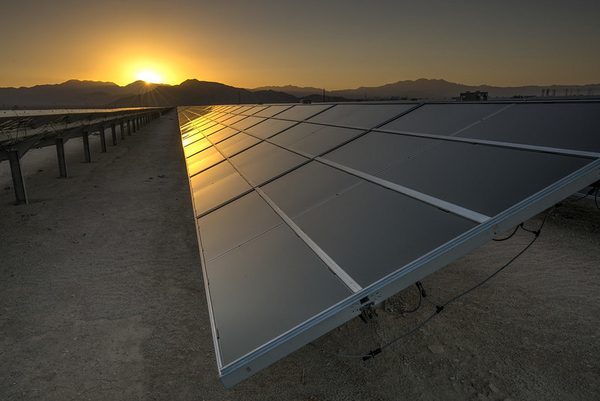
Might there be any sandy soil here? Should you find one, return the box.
[1,109,599,400]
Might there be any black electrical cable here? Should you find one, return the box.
[400,282,424,314]
[312,206,556,366]
[492,224,521,242]
[435,206,555,310]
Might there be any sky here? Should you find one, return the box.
[1,0,599,90]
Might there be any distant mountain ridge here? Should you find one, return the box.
[0,79,298,109]
[2,78,599,109]
[109,79,298,108]
[0,80,164,109]
[252,78,600,100]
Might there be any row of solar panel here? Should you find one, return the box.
[180,103,597,218]
[178,102,599,369]
[0,108,163,146]
[184,102,600,152]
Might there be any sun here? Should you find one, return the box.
[137,71,162,84]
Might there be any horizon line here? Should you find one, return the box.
[3,77,600,91]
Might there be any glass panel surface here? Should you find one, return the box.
[213,113,234,123]
[231,142,308,185]
[216,133,261,158]
[190,162,251,216]
[181,127,200,141]
[293,182,476,288]
[208,126,239,144]
[202,109,221,118]
[270,123,323,147]
[206,224,352,366]
[182,132,203,146]
[231,116,266,130]
[322,132,437,175]
[199,192,283,262]
[180,122,196,134]
[187,147,225,175]
[202,124,226,137]
[234,106,253,115]
[227,106,244,114]
[254,105,293,118]
[220,114,247,125]
[271,123,365,156]
[190,161,234,190]
[274,104,332,121]
[379,104,508,136]
[184,137,212,158]
[183,118,206,128]
[458,103,600,152]
[377,141,592,216]
[262,161,361,218]
[195,119,218,130]
[307,104,415,128]
[245,119,298,139]
[241,106,268,116]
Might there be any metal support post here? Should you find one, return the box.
[99,126,107,152]
[132,119,137,133]
[111,123,117,146]
[127,120,132,136]
[55,137,68,178]
[120,121,125,140]
[82,131,91,163]
[8,149,28,204]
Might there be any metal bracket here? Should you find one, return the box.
[357,292,384,323]
[358,303,378,324]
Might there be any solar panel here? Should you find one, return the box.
[177,101,600,387]
[1,108,170,204]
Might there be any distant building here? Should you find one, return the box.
[459,91,488,101]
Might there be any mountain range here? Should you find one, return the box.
[253,79,600,100]
[0,79,297,109]
[1,78,598,109]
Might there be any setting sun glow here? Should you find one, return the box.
[137,71,162,84]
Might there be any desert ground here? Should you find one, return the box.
[1,109,599,400]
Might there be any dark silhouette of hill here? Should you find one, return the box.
[0,80,130,109]
[3,78,599,109]
[253,79,600,100]
[0,79,298,109]
[110,79,298,107]
[251,85,324,98]
[334,79,468,100]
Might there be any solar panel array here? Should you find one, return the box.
[177,101,600,387]
[1,108,170,204]
[0,108,163,149]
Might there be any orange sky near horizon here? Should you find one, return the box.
[2,0,599,90]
